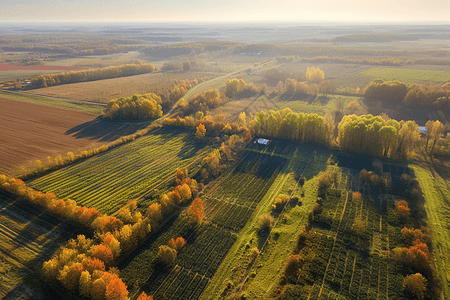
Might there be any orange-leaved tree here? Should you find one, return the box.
[168,237,186,251]
[137,291,154,300]
[188,198,204,224]
[105,276,129,300]
[195,124,206,140]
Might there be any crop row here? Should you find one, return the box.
[207,199,254,232]
[289,180,413,300]
[120,215,236,300]
[215,151,286,208]
[30,127,213,213]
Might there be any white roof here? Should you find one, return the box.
[257,138,269,145]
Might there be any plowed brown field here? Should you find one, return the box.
[0,97,104,174]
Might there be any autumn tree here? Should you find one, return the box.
[396,200,411,219]
[137,291,153,300]
[188,198,204,224]
[353,191,362,201]
[168,237,186,251]
[305,67,325,83]
[195,124,206,140]
[79,270,92,298]
[259,214,274,231]
[403,273,427,299]
[105,276,129,300]
[158,245,177,265]
[424,120,445,156]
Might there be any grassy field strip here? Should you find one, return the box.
[362,67,450,84]
[410,163,450,299]
[0,90,104,114]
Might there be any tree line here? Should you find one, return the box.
[277,55,413,65]
[30,63,155,87]
[102,93,163,120]
[364,79,450,116]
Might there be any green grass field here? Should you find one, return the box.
[29,126,215,214]
[410,163,450,299]
[362,67,450,84]
[0,91,104,115]
[276,94,361,116]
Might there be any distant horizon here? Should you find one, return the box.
[1,0,449,24]
[0,20,449,26]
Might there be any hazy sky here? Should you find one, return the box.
[1,0,449,23]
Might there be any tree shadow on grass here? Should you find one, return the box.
[65,118,153,142]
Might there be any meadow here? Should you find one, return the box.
[29,126,216,214]
[276,94,362,116]
[361,67,450,84]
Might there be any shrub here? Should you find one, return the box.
[259,214,274,231]
[158,245,177,265]
[403,273,427,299]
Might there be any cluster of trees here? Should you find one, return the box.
[201,133,251,180]
[141,41,238,59]
[393,226,435,298]
[305,67,325,83]
[248,108,333,146]
[363,80,409,108]
[403,83,450,115]
[281,77,332,96]
[31,63,155,87]
[224,78,259,98]
[277,55,413,66]
[149,77,210,112]
[158,237,187,265]
[102,93,163,120]
[338,114,421,158]
[262,68,306,85]
[181,89,225,115]
[161,59,209,72]
[364,79,450,115]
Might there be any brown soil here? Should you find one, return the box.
[0,97,104,174]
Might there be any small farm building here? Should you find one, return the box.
[256,138,269,145]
